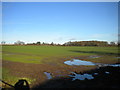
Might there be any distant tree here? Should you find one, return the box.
[14,40,25,45]
[51,42,54,45]
[117,41,120,46]
[110,41,116,46]
[33,43,36,45]
[36,41,41,45]
[42,42,45,45]
[1,41,6,45]
[63,41,109,46]
[57,44,61,46]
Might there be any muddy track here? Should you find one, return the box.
[2,60,96,87]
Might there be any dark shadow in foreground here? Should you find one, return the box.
[32,66,120,89]
[1,79,30,90]
[14,79,30,90]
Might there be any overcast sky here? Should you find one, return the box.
[2,2,118,44]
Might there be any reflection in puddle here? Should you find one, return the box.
[94,73,98,75]
[116,57,120,58]
[110,64,120,67]
[68,72,94,81]
[64,59,95,66]
[96,63,120,67]
[64,59,120,67]
[105,72,110,74]
[44,72,52,79]
[44,58,120,82]
[68,71,112,81]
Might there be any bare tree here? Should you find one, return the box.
[14,40,25,45]
[1,41,6,45]
[110,41,116,46]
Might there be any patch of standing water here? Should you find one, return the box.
[68,72,94,81]
[116,57,120,59]
[105,72,110,74]
[108,64,120,67]
[96,63,120,67]
[44,72,52,79]
[64,59,95,66]
[94,73,98,75]
[64,59,120,67]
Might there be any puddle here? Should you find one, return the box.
[44,72,52,79]
[94,73,98,75]
[105,72,110,74]
[109,64,120,67]
[96,63,120,67]
[64,59,95,66]
[68,72,94,81]
[64,59,120,67]
[116,57,120,59]
[68,71,113,81]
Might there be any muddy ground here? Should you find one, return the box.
[32,66,120,89]
[2,60,120,89]
[2,60,96,88]
[2,54,120,89]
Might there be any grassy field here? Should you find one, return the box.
[2,45,119,88]
[2,45,119,63]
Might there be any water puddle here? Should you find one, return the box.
[44,72,52,79]
[44,57,120,81]
[68,72,94,81]
[116,57,120,59]
[64,59,95,66]
[94,73,98,75]
[105,71,110,74]
[110,64,120,67]
[96,63,120,67]
[64,59,120,67]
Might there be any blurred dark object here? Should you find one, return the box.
[14,79,30,90]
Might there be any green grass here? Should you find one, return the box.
[2,67,36,88]
[2,45,119,64]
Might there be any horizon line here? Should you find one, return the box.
[1,40,118,44]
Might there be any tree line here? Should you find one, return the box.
[26,41,61,46]
[1,40,119,46]
[63,41,118,46]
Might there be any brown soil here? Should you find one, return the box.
[2,60,96,87]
